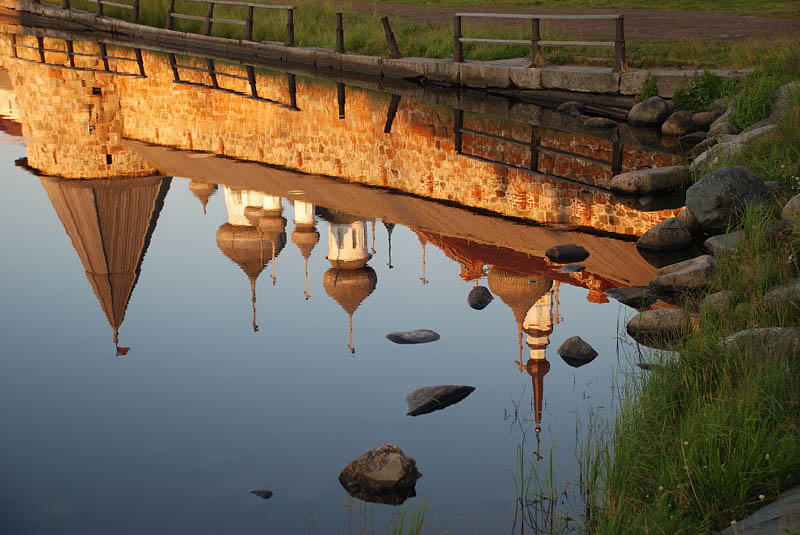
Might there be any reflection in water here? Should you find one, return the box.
[188,180,218,214]
[290,200,320,300]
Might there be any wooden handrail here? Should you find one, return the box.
[166,0,295,45]
[453,13,626,72]
[65,0,140,23]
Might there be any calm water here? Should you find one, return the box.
[0,31,680,534]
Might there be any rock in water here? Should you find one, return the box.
[685,166,768,235]
[386,329,440,344]
[557,336,598,367]
[248,490,273,500]
[636,217,693,251]
[338,444,422,505]
[560,264,586,273]
[467,286,493,310]
[405,385,476,416]
[628,96,671,127]
[648,255,716,294]
[610,165,690,196]
[605,286,657,309]
[545,243,589,263]
[661,111,697,137]
[691,111,721,129]
[626,308,689,348]
[584,117,618,129]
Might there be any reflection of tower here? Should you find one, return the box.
[417,233,428,285]
[40,175,171,355]
[488,267,554,459]
[290,200,319,300]
[322,210,376,355]
[383,220,395,269]
[216,187,286,332]
[188,180,218,214]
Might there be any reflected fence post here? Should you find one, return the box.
[98,42,110,72]
[135,48,145,77]
[36,36,45,63]
[611,141,623,176]
[530,125,540,171]
[337,83,346,119]
[246,65,258,98]
[66,40,75,68]
[454,109,463,153]
[168,53,180,81]
[287,73,297,109]
[206,58,219,88]
[384,94,401,134]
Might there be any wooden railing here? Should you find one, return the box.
[453,13,626,72]
[55,0,140,23]
[11,35,146,77]
[166,0,294,45]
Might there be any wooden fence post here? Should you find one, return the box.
[614,15,626,73]
[96,0,103,17]
[335,13,344,53]
[285,8,294,46]
[204,2,214,35]
[245,5,254,40]
[530,18,540,67]
[166,0,175,29]
[381,17,402,59]
[62,0,69,9]
[453,15,463,62]
[132,0,139,23]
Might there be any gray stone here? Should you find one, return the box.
[768,81,800,123]
[636,217,693,251]
[545,243,589,263]
[689,136,718,158]
[701,290,733,312]
[339,444,422,505]
[557,336,598,367]
[649,254,716,293]
[405,385,475,416]
[560,264,586,273]
[764,181,785,199]
[662,111,697,137]
[605,286,658,309]
[707,121,740,138]
[628,96,671,127]
[679,130,707,148]
[539,66,619,94]
[386,329,440,344]
[556,100,584,116]
[611,165,691,196]
[718,484,800,535]
[626,308,690,347]
[721,327,800,359]
[678,207,702,235]
[685,166,768,234]
[692,140,744,169]
[703,230,744,256]
[782,193,800,220]
[584,117,618,129]
[691,111,721,129]
[764,279,800,307]
[249,490,273,500]
[738,123,778,144]
[467,286,493,310]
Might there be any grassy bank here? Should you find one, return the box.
[594,48,800,534]
[41,0,798,68]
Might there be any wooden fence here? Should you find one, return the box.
[166,0,294,45]
[11,34,146,77]
[453,13,626,72]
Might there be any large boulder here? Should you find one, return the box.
[691,111,721,130]
[557,336,598,367]
[679,131,707,149]
[701,290,733,313]
[692,141,744,169]
[545,243,589,263]
[661,111,697,137]
[703,230,744,256]
[721,327,800,359]
[636,217,693,251]
[678,206,702,234]
[707,121,740,138]
[649,255,716,294]
[764,279,800,307]
[626,308,690,348]
[339,445,422,505]
[768,81,800,123]
[405,385,475,416]
[685,166,768,235]
[467,286,494,310]
[628,96,671,127]
[610,165,691,196]
[605,286,658,309]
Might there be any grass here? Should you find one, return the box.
[390,500,428,535]
[40,0,799,68]
[591,49,800,534]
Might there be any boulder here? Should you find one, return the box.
[707,121,740,138]
[637,248,697,269]
[386,329,440,344]
[467,286,493,310]
[545,243,589,263]
[738,124,778,145]
[557,336,598,367]
[626,308,690,347]
[764,279,800,307]
[721,327,800,359]
[685,166,768,234]
[679,131,707,149]
[768,81,800,123]
[405,385,475,416]
[703,230,744,256]
[584,117,618,129]
[701,290,733,313]
[560,263,586,273]
[678,206,702,234]
[691,111,721,129]
[692,140,744,169]
[628,96,671,127]
[689,136,718,158]
[610,165,691,196]
[605,286,658,309]
[339,444,422,505]
[556,101,584,117]
[661,111,697,137]
[649,255,716,293]
[249,490,273,500]
[764,181,785,199]
[782,193,800,220]
[636,217,693,251]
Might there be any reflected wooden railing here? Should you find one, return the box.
[10,35,146,77]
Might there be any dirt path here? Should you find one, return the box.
[346,2,800,42]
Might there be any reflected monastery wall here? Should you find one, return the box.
[4,35,683,234]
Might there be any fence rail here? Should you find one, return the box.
[11,35,145,76]
[166,0,294,45]
[453,13,626,72]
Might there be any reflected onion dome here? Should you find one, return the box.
[188,180,218,214]
[323,266,377,355]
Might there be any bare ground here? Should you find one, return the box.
[346,2,800,42]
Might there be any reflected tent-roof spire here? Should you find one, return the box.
[40,175,172,354]
[188,180,218,214]
[291,200,319,300]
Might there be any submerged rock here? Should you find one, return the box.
[405,385,476,416]
[649,255,716,294]
[605,286,658,309]
[557,336,598,367]
[545,243,589,263]
[636,217,693,251]
[626,308,690,347]
[610,165,690,196]
[560,264,586,273]
[628,96,671,127]
[386,329,440,344]
[685,166,768,235]
[467,286,494,310]
[248,490,273,500]
[662,111,697,137]
[339,444,422,505]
